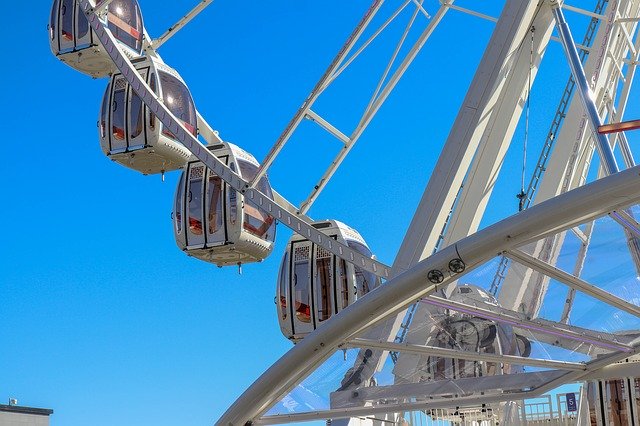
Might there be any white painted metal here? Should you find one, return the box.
[498,0,640,316]
[384,1,555,412]
[53,0,640,422]
[76,0,392,279]
[248,0,384,189]
[239,0,451,215]
[550,0,619,174]
[219,163,640,424]
[151,0,214,49]
[297,3,450,214]
[254,340,640,424]
[420,296,633,353]
[505,249,640,317]
[347,338,587,371]
[442,3,498,22]
[560,220,594,324]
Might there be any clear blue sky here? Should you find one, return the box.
[2,0,638,424]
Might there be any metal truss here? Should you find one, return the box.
[346,338,587,371]
[256,337,640,424]
[219,163,640,423]
[248,0,449,214]
[73,0,640,423]
[77,0,393,279]
[151,0,215,49]
[420,296,634,353]
[505,248,640,317]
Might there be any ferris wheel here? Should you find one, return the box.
[48,0,640,425]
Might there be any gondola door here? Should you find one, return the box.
[313,245,333,329]
[291,241,314,336]
[185,163,206,248]
[126,68,148,150]
[204,156,228,248]
[58,0,75,52]
[74,2,92,49]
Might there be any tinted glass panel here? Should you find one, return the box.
[237,160,275,241]
[228,163,237,226]
[61,0,74,41]
[149,73,157,130]
[278,252,288,320]
[293,245,311,323]
[347,241,375,296]
[111,81,127,151]
[129,90,144,141]
[108,0,143,52]
[634,379,640,423]
[315,247,332,322]
[159,71,197,139]
[76,7,89,40]
[338,259,349,310]
[174,173,184,234]
[49,0,59,40]
[207,171,223,236]
[99,84,109,138]
[187,165,204,237]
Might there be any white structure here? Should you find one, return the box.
[51,0,640,424]
[0,404,52,426]
[173,142,276,266]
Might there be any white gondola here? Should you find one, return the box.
[276,220,379,342]
[422,284,531,423]
[98,56,197,175]
[49,0,145,78]
[427,284,530,380]
[173,142,276,266]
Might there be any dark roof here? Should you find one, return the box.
[0,404,53,416]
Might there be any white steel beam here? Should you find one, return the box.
[506,249,640,317]
[389,0,556,394]
[249,0,385,187]
[152,0,215,49]
[550,0,619,174]
[421,296,633,353]
[91,0,114,12]
[298,4,450,214]
[330,370,565,409]
[305,109,351,146]
[442,3,498,22]
[77,0,392,281]
[437,4,555,260]
[561,220,594,324]
[348,338,587,371]
[563,3,607,20]
[196,112,224,146]
[611,209,640,238]
[218,162,640,424]
[498,0,640,316]
[255,340,640,424]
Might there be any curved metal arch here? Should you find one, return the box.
[218,164,640,424]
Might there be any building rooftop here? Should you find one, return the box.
[0,404,53,416]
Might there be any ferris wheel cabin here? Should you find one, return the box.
[413,284,532,423]
[422,284,531,380]
[49,0,145,78]
[276,220,378,343]
[98,57,197,175]
[173,143,276,266]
